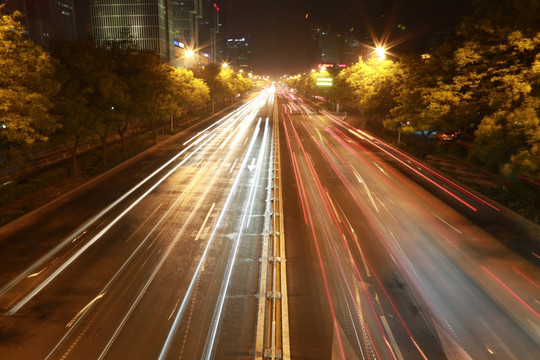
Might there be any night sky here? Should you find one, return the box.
[221,0,473,77]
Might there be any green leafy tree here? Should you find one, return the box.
[108,45,167,145]
[232,72,253,96]
[172,67,210,108]
[193,64,227,112]
[388,56,463,152]
[338,58,403,120]
[453,0,540,182]
[0,9,59,158]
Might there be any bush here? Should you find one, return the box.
[78,153,100,171]
[448,143,468,158]
[29,167,71,187]
[436,142,450,154]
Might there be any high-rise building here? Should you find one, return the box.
[318,25,340,66]
[90,0,174,62]
[199,0,220,63]
[170,0,201,66]
[309,25,342,68]
[224,35,251,72]
[171,0,200,48]
[2,0,77,49]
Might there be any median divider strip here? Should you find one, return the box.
[256,92,290,359]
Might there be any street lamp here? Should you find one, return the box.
[376,46,386,61]
[222,62,229,69]
[185,49,194,58]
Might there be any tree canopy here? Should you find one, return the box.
[0,9,59,148]
[285,0,539,179]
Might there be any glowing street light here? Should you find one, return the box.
[222,62,229,69]
[376,46,386,61]
[185,49,194,58]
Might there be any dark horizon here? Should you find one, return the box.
[221,0,473,77]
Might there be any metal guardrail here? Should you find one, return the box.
[261,94,290,359]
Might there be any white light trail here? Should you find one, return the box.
[8,132,216,315]
[246,118,270,227]
[159,116,265,360]
[201,118,270,360]
[1,94,269,310]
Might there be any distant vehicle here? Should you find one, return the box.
[435,129,459,141]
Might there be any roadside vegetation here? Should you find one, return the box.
[286,0,540,223]
[0,6,252,226]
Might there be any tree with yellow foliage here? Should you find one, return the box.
[0,8,59,158]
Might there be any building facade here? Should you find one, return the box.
[171,0,201,49]
[224,35,251,72]
[90,0,173,62]
[198,0,220,63]
[2,0,77,49]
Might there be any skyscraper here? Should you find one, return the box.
[224,34,251,72]
[199,0,220,63]
[2,0,77,49]
[308,25,342,68]
[170,0,201,66]
[90,0,174,62]
[171,0,201,48]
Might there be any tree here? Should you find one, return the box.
[107,45,167,146]
[172,67,210,109]
[193,64,241,113]
[338,58,403,120]
[453,0,540,182]
[388,56,463,152]
[0,9,59,158]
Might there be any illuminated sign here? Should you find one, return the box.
[174,41,185,48]
[213,3,220,11]
[316,77,333,86]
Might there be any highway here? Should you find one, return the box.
[278,87,540,359]
[0,89,278,359]
[1,85,539,360]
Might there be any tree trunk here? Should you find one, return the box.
[170,113,174,133]
[68,136,79,179]
[118,124,128,152]
[150,119,156,142]
[100,134,108,164]
[6,142,12,162]
[136,119,140,145]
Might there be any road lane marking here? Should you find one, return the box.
[160,114,264,360]
[66,292,107,328]
[201,116,267,359]
[7,135,213,315]
[27,268,46,278]
[0,101,248,299]
[480,318,519,360]
[247,119,270,227]
[194,203,215,241]
[380,315,404,360]
[247,158,256,172]
[433,214,463,234]
[229,158,238,173]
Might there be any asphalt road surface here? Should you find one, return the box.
[0,89,276,359]
[278,87,540,360]
[1,85,539,360]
